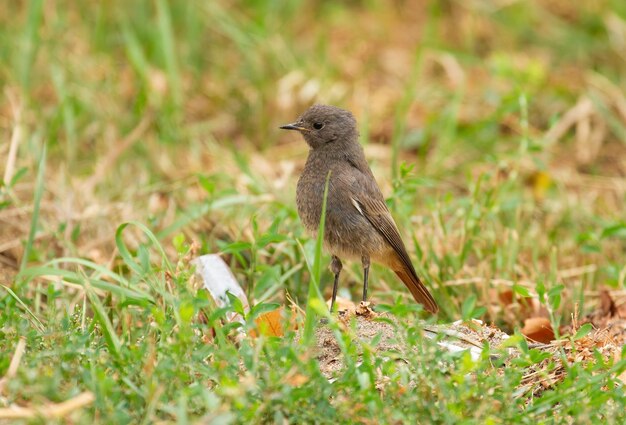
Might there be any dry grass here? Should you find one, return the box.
[1,1,626,422]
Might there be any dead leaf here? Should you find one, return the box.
[522,317,554,343]
[599,289,617,317]
[250,307,285,337]
[498,289,513,306]
[356,301,376,318]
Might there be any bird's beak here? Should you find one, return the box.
[279,122,309,132]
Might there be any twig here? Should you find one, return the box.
[0,391,95,420]
[0,232,46,254]
[81,114,152,193]
[3,89,23,186]
[557,264,597,279]
[0,336,26,395]
[443,277,536,289]
[423,325,484,349]
[544,97,594,145]
[443,265,597,289]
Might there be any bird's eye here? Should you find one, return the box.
[313,122,324,130]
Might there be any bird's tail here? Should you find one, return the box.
[394,268,439,313]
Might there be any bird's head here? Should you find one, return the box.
[280,104,358,150]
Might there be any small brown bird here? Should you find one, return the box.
[280,104,438,313]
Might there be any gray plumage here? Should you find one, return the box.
[280,104,438,314]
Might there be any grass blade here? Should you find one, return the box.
[17,0,44,92]
[303,171,331,343]
[18,266,154,305]
[115,220,175,276]
[156,0,182,107]
[1,284,45,332]
[85,284,122,359]
[20,142,46,273]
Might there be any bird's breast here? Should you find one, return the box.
[296,163,326,234]
[296,156,388,260]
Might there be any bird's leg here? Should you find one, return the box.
[361,254,370,302]
[329,256,342,313]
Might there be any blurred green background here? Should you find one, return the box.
[1,1,626,423]
[2,0,626,318]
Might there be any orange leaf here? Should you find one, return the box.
[522,317,554,343]
[498,289,513,306]
[253,307,285,337]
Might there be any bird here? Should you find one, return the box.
[279,104,438,314]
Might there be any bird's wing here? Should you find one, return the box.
[347,168,438,313]
[350,194,412,269]
[340,159,407,263]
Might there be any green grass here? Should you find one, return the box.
[1,0,626,423]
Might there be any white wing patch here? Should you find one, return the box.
[350,197,364,216]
